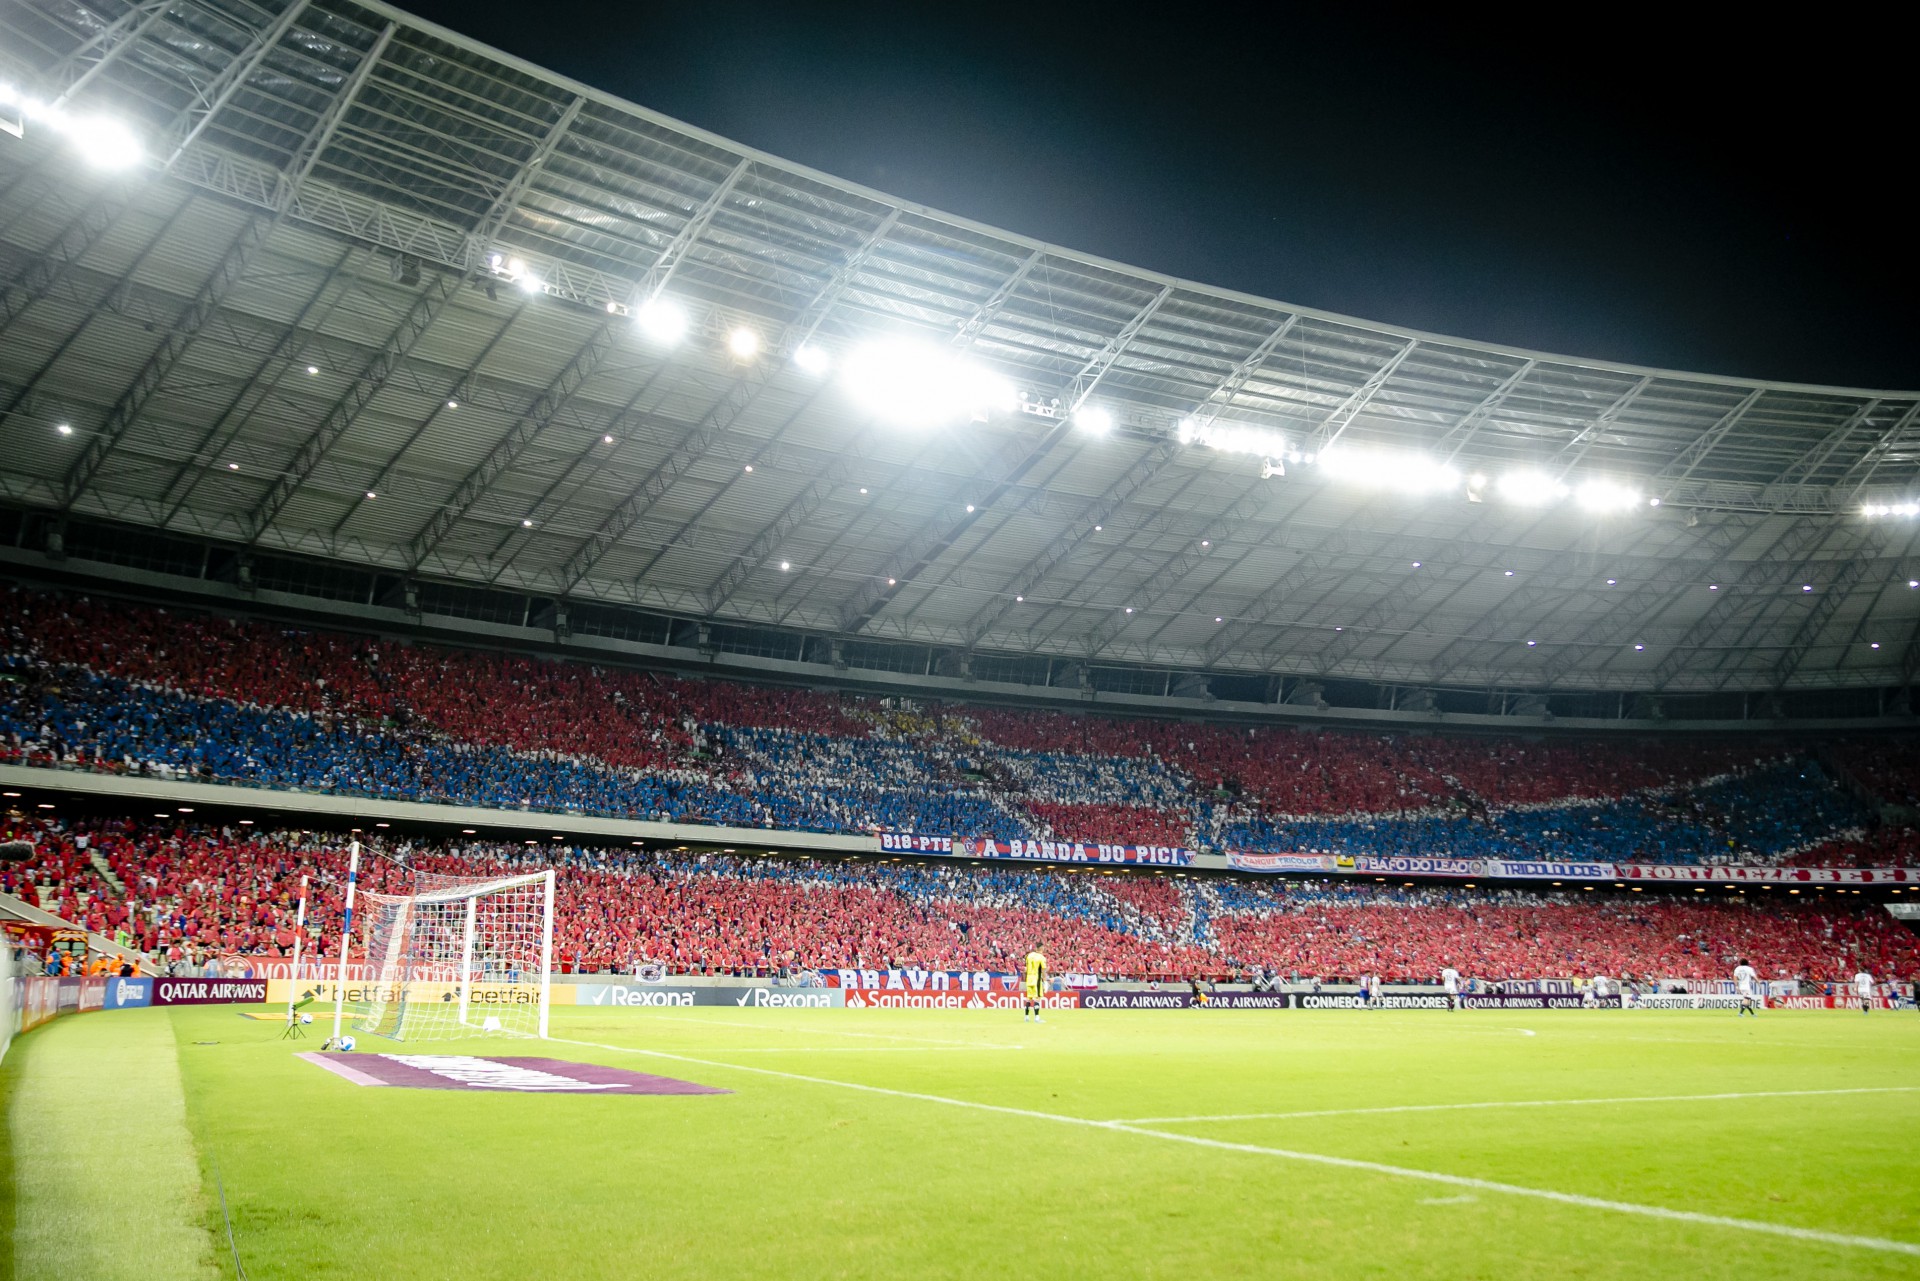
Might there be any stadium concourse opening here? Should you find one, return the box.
[3,0,1920,1274]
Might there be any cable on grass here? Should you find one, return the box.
[210,1149,249,1280]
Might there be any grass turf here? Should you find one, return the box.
[16,1005,1920,1279]
[6,1008,221,1281]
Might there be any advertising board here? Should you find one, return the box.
[101,977,153,1009]
[153,978,271,1005]
[843,988,1078,1010]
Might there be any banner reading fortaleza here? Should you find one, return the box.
[879,833,1193,867]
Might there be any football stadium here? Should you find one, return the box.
[1,3,1917,1278]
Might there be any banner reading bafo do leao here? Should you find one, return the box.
[878,833,1193,867]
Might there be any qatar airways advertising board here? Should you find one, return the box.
[878,833,1194,867]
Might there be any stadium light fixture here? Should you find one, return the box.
[793,343,832,376]
[1177,417,1289,460]
[636,297,689,346]
[1315,444,1461,496]
[779,561,790,571]
[55,423,71,435]
[365,491,376,499]
[1075,405,1114,435]
[841,338,1014,427]
[1862,501,1920,517]
[1497,470,1570,506]
[306,365,319,375]
[0,83,145,169]
[514,271,543,294]
[1574,478,1642,512]
[727,327,761,360]
[521,518,533,527]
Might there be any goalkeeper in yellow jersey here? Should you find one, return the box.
[1022,944,1048,1023]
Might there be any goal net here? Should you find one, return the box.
[344,868,554,1042]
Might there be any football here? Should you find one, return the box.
[337,1036,356,1052]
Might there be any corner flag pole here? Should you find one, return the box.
[330,841,360,1046]
[287,874,308,1024]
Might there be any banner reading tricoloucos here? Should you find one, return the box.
[880,834,1193,866]
[1225,851,1920,885]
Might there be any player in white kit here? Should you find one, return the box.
[1440,965,1461,1011]
[1591,974,1612,1007]
[1732,959,1759,1017]
[1854,969,1876,1014]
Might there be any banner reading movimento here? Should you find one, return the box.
[299,1053,730,1094]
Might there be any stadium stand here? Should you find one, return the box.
[2,812,1913,984]
[1,583,1915,867]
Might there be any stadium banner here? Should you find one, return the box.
[211,955,378,982]
[152,978,270,1005]
[15,976,61,1032]
[1460,993,1593,1009]
[1616,864,1919,885]
[827,968,1017,992]
[101,976,153,1009]
[1623,992,1748,1009]
[1353,856,1488,879]
[1293,992,1453,1010]
[570,983,842,1009]
[878,833,1194,867]
[844,988,1079,1011]
[267,978,575,1007]
[1770,995,1898,1010]
[1226,852,1337,874]
[1080,990,1193,1009]
[1485,860,1616,880]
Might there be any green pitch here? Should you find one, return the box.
[8,1004,1919,1280]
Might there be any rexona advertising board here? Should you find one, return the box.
[879,833,1193,866]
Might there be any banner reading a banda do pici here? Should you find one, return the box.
[878,833,1195,866]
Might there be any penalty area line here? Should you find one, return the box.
[1116,1085,1920,1125]
[547,1037,1920,1259]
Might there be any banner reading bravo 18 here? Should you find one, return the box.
[879,833,1193,866]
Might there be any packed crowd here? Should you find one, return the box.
[1,583,1915,867]
[4,811,1913,983]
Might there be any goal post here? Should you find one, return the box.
[344,868,554,1042]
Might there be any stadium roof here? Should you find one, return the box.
[3,0,1919,700]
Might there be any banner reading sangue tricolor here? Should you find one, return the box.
[1224,850,1918,885]
[879,834,1194,866]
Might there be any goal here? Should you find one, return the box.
[331,851,554,1043]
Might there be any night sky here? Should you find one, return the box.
[403,2,1915,390]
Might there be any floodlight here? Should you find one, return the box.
[728,327,761,359]
[1076,406,1114,435]
[840,338,1015,427]
[1496,470,1569,505]
[66,114,143,170]
[636,298,688,345]
[1574,478,1642,512]
[1315,445,1461,495]
[1178,417,1288,459]
[514,271,544,294]
[55,423,71,435]
[793,343,832,375]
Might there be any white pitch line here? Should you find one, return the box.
[1114,1086,1920,1126]
[684,1045,1007,1054]
[549,1037,1920,1258]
